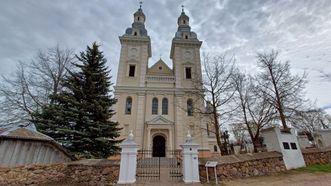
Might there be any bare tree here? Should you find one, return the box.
[193,54,236,155]
[232,69,275,152]
[0,46,75,128]
[290,108,330,136]
[256,50,307,130]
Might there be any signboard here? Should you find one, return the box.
[205,161,218,168]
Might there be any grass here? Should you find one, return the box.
[296,164,331,173]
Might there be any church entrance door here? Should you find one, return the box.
[152,135,166,157]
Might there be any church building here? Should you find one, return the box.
[113,5,216,156]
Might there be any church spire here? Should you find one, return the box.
[174,6,198,40]
[123,1,148,37]
[134,1,145,24]
[178,5,189,26]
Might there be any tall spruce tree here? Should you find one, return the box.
[33,42,122,158]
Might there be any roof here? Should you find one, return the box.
[0,127,75,160]
[0,127,53,141]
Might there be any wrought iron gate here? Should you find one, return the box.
[168,150,182,181]
[136,150,182,182]
[136,150,160,181]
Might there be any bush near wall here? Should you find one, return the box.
[199,151,286,181]
[0,159,119,186]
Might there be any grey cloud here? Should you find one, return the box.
[0,0,331,110]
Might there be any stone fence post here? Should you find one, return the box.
[118,131,138,184]
[180,131,200,183]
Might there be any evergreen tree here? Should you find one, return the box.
[33,42,122,158]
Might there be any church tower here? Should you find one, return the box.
[169,7,208,151]
[116,4,151,87]
[114,4,151,147]
[170,7,203,89]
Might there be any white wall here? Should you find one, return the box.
[314,129,331,149]
[261,127,305,170]
[297,135,311,149]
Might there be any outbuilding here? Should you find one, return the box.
[0,126,74,167]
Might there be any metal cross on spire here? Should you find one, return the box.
[139,1,143,9]
[181,5,184,13]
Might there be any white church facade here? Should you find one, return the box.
[113,6,215,156]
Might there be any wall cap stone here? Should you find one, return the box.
[200,151,283,165]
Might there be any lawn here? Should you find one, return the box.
[296,164,331,173]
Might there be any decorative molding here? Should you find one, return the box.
[146,115,174,125]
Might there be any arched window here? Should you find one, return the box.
[152,98,158,115]
[125,97,132,114]
[162,98,168,115]
[187,99,193,116]
[134,32,137,36]
[214,145,218,152]
[137,17,140,21]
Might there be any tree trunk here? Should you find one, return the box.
[269,66,288,129]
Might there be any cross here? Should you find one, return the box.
[181,5,184,12]
[139,1,143,9]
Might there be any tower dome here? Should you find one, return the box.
[123,2,148,37]
[173,6,198,40]
[134,7,145,23]
[177,10,189,26]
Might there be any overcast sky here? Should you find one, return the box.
[1,0,331,112]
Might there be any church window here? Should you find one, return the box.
[137,17,140,21]
[162,98,168,115]
[185,35,188,39]
[134,32,137,36]
[125,97,132,114]
[129,65,135,77]
[185,67,192,79]
[159,66,162,70]
[152,98,158,115]
[187,99,193,116]
[214,145,218,152]
[183,20,186,24]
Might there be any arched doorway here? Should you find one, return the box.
[152,135,166,157]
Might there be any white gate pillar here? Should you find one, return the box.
[118,131,138,184]
[180,131,200,183]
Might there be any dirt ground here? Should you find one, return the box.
[221,172,331,186]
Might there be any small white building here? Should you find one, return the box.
[297,134,312,149]
[314,129,331,149]
[0,126,74,167]
[261,127,305,169]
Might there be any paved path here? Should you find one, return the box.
[134,167,202,186]
[130,172,331,186]
[221,172,331,186]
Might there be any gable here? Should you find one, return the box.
[146,115,174,125]
[147,59,174,76]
